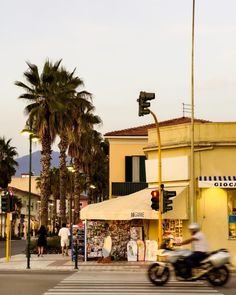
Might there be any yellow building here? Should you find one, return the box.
[105,117,236,262]
[0,177,41,238]
[105,124,152,198]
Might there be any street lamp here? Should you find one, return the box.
[67,163,75,258]
[21,126,39,269]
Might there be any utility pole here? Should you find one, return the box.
[190,0,196,223]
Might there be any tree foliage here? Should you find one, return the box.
[0,137,18,189]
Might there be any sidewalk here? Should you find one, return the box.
[0,254,235,272]
[0,254,150,272]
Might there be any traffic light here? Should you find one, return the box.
[163,189,176,213]
[9,196,16,212]
[137,91,155,116]
[1,191,9,212]
[151,190,159,211]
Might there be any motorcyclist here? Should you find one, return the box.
[176,223,208,277]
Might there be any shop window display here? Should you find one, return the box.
[87,220,143,260]
[163,219,183,247]
[228,190,236,239]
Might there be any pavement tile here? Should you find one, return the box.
[0,254,235,273]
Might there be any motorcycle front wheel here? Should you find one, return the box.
[148,263,170,286]
[207,265,230,286]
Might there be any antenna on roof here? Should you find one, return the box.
[182,103,192,117]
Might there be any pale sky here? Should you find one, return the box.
[1,0,236,157]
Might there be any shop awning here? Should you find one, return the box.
[81,186,189,220]
[198,176,236,188]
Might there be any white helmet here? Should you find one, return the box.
[188,223,200,231]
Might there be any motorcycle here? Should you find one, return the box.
[148,248,230,287]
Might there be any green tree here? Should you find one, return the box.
[0,137,18,189]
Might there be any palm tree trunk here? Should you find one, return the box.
[58,134,68,225]
[52,193,58,234]
[74,157,81,224]
[40,133,51,227]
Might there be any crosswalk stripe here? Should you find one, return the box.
[43,273,224,295]
[48,288,218,293]
[45,293,224,295]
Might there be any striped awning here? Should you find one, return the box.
[198,176,236,188]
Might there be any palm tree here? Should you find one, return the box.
[15,60,69,226]
[0,137,18,189]
[55,69,85,224]
[36,167,63,231]
[83,131,109,203]
[68,103,102,223]
[89,138,109,203]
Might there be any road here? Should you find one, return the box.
[0,271,235,295]
[0,239,26,258]
[0,272,70,295]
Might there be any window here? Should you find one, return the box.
[125,156,146,182]
[228,190,236,239]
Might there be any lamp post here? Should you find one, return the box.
[67,163,75,258]
[21,127,39,269]
[67,164,75,225]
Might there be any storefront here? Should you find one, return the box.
[198,176,236,260]
[81,186,188,260]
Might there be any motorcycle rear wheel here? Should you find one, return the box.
[207,265,230,286]
[148,263,170,286]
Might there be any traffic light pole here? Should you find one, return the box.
[150,110,163,248]
[6,212,10,262]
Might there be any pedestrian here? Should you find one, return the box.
[58,223,71,256]
[37,225,47,257]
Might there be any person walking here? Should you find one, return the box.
[37,225,47,257]
[58,223,71,256]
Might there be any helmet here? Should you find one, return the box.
[188,223,200,231]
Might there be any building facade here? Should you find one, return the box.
[105,117,236,262]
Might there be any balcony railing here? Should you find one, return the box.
[112,182,148,196]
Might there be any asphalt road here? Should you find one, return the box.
[0,272,70,295]
[0,271,235,295]
[0,239,26,258]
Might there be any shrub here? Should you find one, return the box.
[27,236,61,254]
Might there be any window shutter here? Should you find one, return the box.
[125,156,132,182]
[139,156,146,182]
[132,156,140,182]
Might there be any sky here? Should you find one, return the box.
[1,0,236,157]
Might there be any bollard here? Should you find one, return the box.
[74,238,78,269]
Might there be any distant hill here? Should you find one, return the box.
[15,150,61,176]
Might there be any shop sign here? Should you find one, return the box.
[198,176,236,188]
[131,212,144,218]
